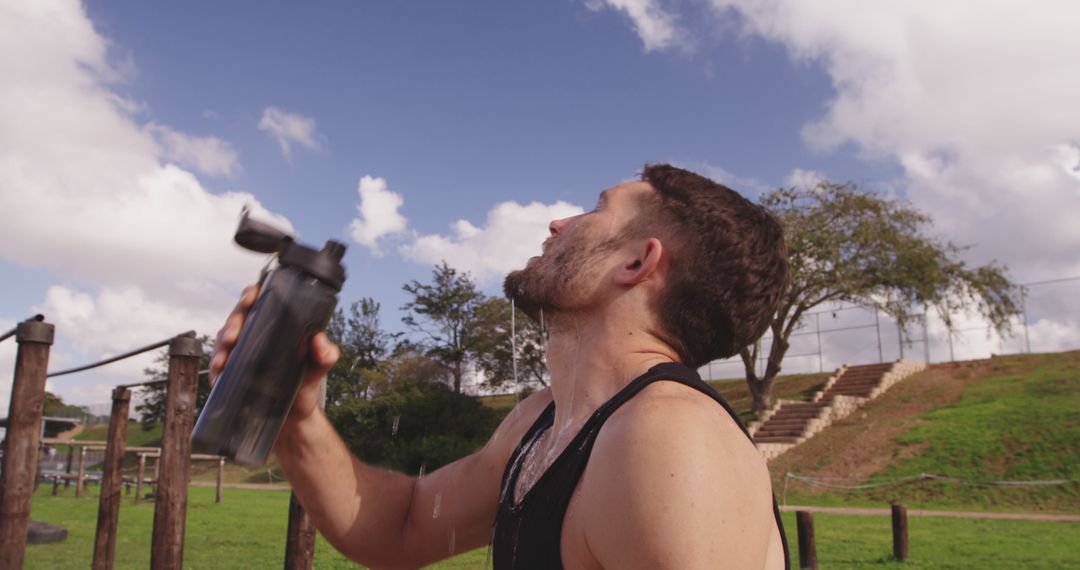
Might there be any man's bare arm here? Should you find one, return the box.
[212,286,552,568]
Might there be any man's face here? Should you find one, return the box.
[504,181,654,320]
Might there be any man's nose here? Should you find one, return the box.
[549,217,571,236]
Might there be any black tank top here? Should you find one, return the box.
[491,362,791,569]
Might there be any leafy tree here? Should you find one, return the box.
[42,391,90,418]
[135,335,213,431]
[328,380,501,473]
[401,262,486,393]
[474,297,548,391]
[743,182,1019,415]
[324,298,394,406]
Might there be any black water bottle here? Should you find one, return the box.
[192,209,347,466]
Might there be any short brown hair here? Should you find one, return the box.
[638,164,788,366]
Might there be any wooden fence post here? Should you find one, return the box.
[76,447,86,498]
[135,454,146,505]
[892,503,909,561]
[92,387,131,570]
[284,494,317,569]
[216,457,225,504]
[284,379,325,570]
[64,445,74,489]
[150,334,202,570]
[796,510,817,570]
[0,318,54,570]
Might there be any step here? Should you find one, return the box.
[777,403,826,410]
[773,410,820,418]
[846,363,892,371]
[762,418,814,428]
[836,373,885,381]
[753,436,799,444]
[756,425,806,434]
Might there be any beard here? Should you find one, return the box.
[503,234,620,322]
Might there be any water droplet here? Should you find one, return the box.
[448,526,457,554]
[418,463,426,480]
[432,493,442,519]
[391,415,400,436]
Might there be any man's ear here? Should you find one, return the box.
[614,238,664,285]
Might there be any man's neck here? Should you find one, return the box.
[542,308,679,436]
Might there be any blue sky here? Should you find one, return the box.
[2,1,1078,406]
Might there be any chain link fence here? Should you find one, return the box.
[699,276,1080,381]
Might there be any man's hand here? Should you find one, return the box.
[208,284,340,424]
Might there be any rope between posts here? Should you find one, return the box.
[0,314,45,344]
[46,330,195,378]
[785,472,1080,491]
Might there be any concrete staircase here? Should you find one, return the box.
[748,360,926,460]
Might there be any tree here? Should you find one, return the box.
[474,297,548,391]
[135,335,213,430]
[401,262,486,393]
[742,182,1019,415]
[324,298,394,406]
[329,379,501,473]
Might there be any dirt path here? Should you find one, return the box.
[781,505,1080,522]
[190,481,291,491]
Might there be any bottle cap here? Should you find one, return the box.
[233,207,348,290]
[278,240,348,290]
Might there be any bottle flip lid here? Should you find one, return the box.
[234,208,348,291]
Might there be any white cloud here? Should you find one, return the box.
[691,162,770,195]
[586,0,685,52]
[258,106,322,158]
[785,168,826,190]
[710,1,1080,278]
[147,122,241,178]
[0,1,293,404]
[401,201,584,285]
[707,0,1080,350]
[0,317,15,412]
[347,176,408,255]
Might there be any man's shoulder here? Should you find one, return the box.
[575,380,777,568]
[479,387,554,459]
[601,379,755,455]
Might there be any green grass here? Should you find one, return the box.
[775,351,1080,512]
[24,487,1080,568]
[73,421,163,448]
[25,486,488,569]
[779,512,1080,569]
[870,353,1080,510]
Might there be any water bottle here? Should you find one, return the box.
[191,209,347,466]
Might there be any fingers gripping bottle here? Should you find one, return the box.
[192,209,347,466]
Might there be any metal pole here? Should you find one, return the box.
[922,312,930,364]
[875,310,883,362]
[815,313,823,373]
[946,323,954,362]
[92,387,131,570]
[511,298,518,386]
[0,318,54,570]
[1020,287,1031,353]
[897,321,904,359]
[151,334,202,570]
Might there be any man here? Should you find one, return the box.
[212,164,790,569]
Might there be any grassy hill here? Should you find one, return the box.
[770,350,1080,512]
[61,352,1079,512]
